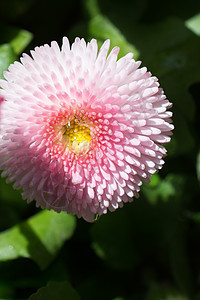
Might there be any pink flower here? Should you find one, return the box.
[0,37,173,222]
[0,95,4,117]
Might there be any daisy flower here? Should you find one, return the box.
[0,37,173,222]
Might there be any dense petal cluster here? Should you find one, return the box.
[0,37,173,221]
[0,96,4,120]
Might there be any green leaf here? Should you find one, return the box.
[10,29,33,55]
[85,0,101,18]
[88,14,139,59]
[142,174,176,205]
[0,44,16,79]
[185,13,200,37]
[143,173,193,209]
[28,281,80,300]
[0,25,32,56]
[0,26,32,79]
[0,210,76,269]
[148,174,160,188]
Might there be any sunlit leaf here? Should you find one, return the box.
[185,13,200,37]
[0,44,16,79]
[148,174,160,188]
[0,25,32,79]
[0,210,76,269]
[10,29,33,55]
[0,25,32,56]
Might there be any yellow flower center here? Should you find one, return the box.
[63,119,91,155]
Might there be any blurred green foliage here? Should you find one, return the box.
[0,0,200,299]
[27,281,80,300]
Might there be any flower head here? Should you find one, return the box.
[0,96,4,118]
[0,37,173,222]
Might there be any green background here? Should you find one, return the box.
[0,0,200,299]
